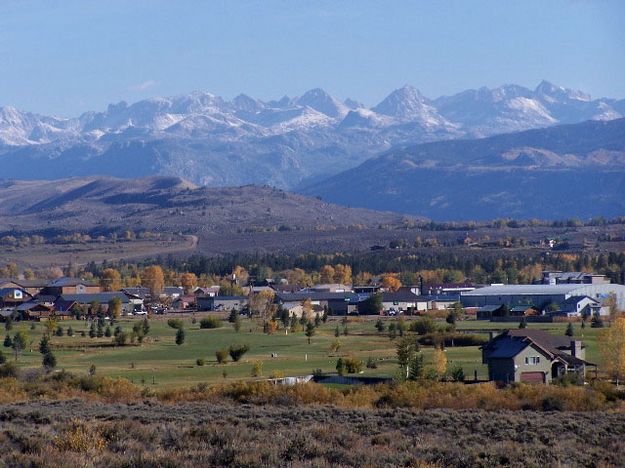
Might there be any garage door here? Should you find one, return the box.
[520,372,544,384]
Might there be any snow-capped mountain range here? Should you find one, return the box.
[0,81,623,188]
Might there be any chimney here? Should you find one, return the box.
[571,340,582,358]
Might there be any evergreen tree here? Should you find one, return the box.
[39,336,51,354]
[408,354,425,380]
[336,357,345,376]
[228,308,240,323]
[88,323,96,338]
[591,315,605,328]
[67,326,74,337]
[565,322,574,337]
[142,318,150,336]
[175,328,185,345]
[104,326,112,337]
[375,318,386,333]
[305,322,315,344]
[334,326,340,337]
[42,351,57,370]
[519,317,527,329]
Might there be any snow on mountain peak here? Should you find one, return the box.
[295,88,348,118]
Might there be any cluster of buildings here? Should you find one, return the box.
[0,277,187,321]
[463,271,625,321]
[0,270,622,325]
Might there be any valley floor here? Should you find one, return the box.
[1,399,623,467]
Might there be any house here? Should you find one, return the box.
[0,279,48,296]
[556,296,607,317]
[0,287,32,307]
[541,271,610,285]
[276,291,364,315]
[172,295,196,310]
[424,295,461,310]
[481,329,595,384]
[40,277,101,296]
[17,302,58,321]
[193,286,220,297]
[197,295,247,312]
[163,286,184,299]
[381,291,428,314]
[59,292,132,315]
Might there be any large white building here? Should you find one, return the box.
[461,283,625,314]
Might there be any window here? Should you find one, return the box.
[525,356,540,365]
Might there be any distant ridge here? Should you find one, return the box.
[300,118,625,221]
[0,81,623,190]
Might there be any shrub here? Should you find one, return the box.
[196,358,206,366]
[55,327,64,337]
[366,357,377,369]
[541,395,564,411]
[229,344,249,362]
[215,349,228,364]
[200,317,223,329]
[54,420,106,452]
[0,362,18,378]
[409,317,438,335]
[167,318,184,330]
[450,364,465,382]
[417,333,488,347]
[113,331,128,346]
[104,326,112,337]
[344,357,363,374]
[251,361,263,377]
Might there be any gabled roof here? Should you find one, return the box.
[560,296,599,306]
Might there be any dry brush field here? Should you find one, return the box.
[1,399,624,467]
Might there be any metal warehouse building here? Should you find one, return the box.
[460,283,625,311]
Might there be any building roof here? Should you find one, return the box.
[462,284,588,296]
[208,295,247,301]
[48,277,97,287]
[277,292,358,302]
[560,296,599,307]
[60,292,129,304]
[382,291,427,303]
[164,287,184,295]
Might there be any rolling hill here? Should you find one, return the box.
[300,118,625,221]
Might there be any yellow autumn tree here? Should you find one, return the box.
[433,347,447,378]
[319,265,335,284]
[143,265,165,297]
[249,290,275,319]
[382,275,402,292]
[599,317,625,386]
[181,272,198,294]
[100,268,122,291]
[333,264,352,285]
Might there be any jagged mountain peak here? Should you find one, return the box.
[534,80,591,103]
[295,88,348,118]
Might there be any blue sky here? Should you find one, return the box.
[1,0,623,116]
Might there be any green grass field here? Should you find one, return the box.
[0,315,602,388]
